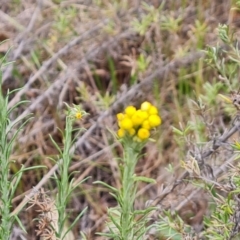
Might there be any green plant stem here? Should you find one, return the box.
[120,143,139,239]
[0,88,11,239]
[57,116,73,238]
[0,148,11,239]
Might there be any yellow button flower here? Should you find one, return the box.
[141,101,152,111]
[117,113,125,121]
[148,115,161,127]
[117,128,125,138]
[128,128,136,136]
[137,128,150,140]
[148,106,158,115]
[125,106,136,117]
[118,121,122,128]
[121,118,133,130]
[142,120,151,130]
[139,110,148,120]
[133,136,142,142]
[131,110,147,126]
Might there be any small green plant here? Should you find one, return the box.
[155,22,240,240]
[160,15,182,33]
[190,20,208,49]
[0,47,43,239]
[205,24,240,89]
[25,104,90,239]
[49,104,89,239]
[132,2,164,36]
[154,210,193,240]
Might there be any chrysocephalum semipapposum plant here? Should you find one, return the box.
[95,101,162,239]
[48,104,89,239]
[27,104,89,239]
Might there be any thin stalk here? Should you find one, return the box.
[57,116,73,238]
[120,143,139,239]
[0,87,11,239]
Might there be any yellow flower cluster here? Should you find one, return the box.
[117,101,161,141]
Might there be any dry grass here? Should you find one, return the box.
[0,0,238,239]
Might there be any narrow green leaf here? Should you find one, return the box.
[94,181,118,192]
[62,207,88,239]
[49,134,63,155]
[133,207,156,215]
[14,215,27,233]
[109,192,118,201]
[172,126,183,136]
[133,176,156,184]
[108,212,121,231]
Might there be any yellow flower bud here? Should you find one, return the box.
[117,128,125,138]
[118,121,122,128]
[128,128,136,136]
[121,118,133,130]
[125,106,136,117]
[139,110,148,120]
[117,113,125,121]
[75,112,82,119]
[133,136,142,142]
[141,101,152,111]
[137,128,150,140]
[148,106,158,115]
[131,110,146,126]
[142,120,151,130]
[148,115,161,127]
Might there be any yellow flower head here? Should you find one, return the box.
[141,101,152,111]
[67,103,88,120]
[148,105,158,115]
[131,110,148,126]
[137,128,150,140]
[128,128,136,136]
[148,115,161,127]
[117,113,125,121]
[125,106,136,117]
[117,128,125,138]
[142,120,151,130]
[75,112,82,119]
[121,117,133,130]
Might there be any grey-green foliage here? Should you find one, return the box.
[0,46,34,239]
